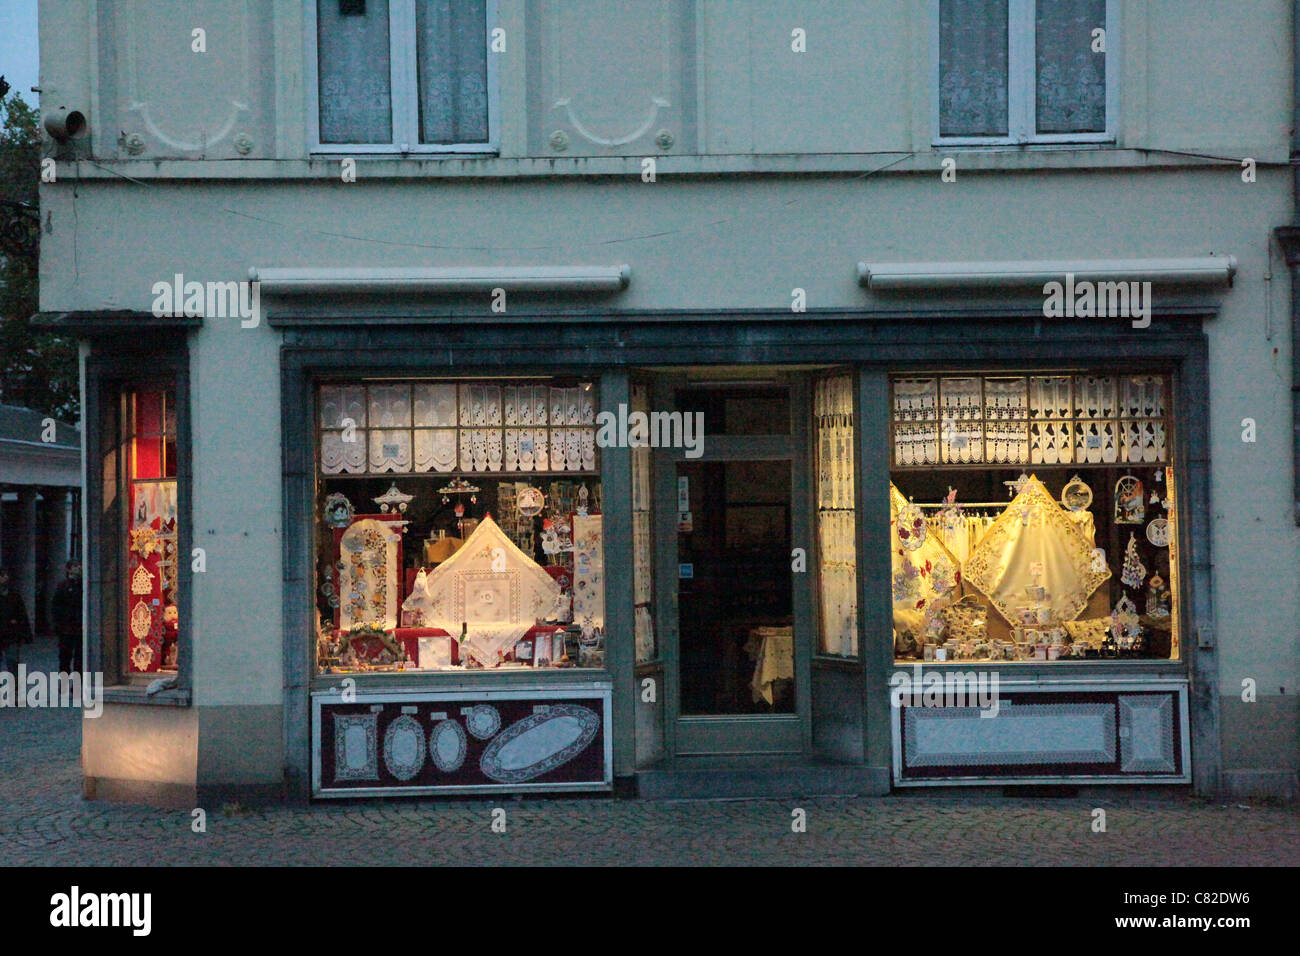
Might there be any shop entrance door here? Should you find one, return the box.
[656,382,810,755]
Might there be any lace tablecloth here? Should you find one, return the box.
[748,626,794,705]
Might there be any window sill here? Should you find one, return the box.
[310,668,610,695]
[310,145,499,157]
[933,138,1115,149]
[888,660,1187,680]
[100,684,192,707]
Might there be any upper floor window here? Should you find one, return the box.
[935,0,1113,145]
[310,0,496,152]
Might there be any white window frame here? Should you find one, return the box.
[305,0,499,154]
[932,0,1117,147]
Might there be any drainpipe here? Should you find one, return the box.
[1274,0,1300,525]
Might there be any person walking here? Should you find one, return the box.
[0,568,33,675]
[52,560,83,674]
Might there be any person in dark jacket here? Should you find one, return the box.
[0,568,33,674]
[52,561,83,674]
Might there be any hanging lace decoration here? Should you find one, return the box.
[1120,532,1146,589]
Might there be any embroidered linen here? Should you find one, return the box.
[963,476,1111,625]
[338,518,402,630]
[928,509,1094,563]
[1066,510,1096,546]
[413,383,458,427]
[414,514,561,668]
[321,431,366,474]
[320,381,597,477]
[571,514,604,635]
[461,623,533,668]
[401,568,434,626]
[319,386,367,474]
[926,512,995,564]
[890,484,962,630]
[320,385,366,429]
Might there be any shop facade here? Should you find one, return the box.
[265,309,1213,799]
[35,0,1298,805]
[57,297,1242,803]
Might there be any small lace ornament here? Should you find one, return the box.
[130,643,155,671]
[1110,595,1141,647]
[131,564,154,595]
[130,600,153,639]
[130,526,159,557]
[1120,532,1146,589]
[1060,475,1093,512]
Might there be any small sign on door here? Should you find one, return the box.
[679,563,694,579]
[677,511,693,533]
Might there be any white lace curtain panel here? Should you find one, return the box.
[417,0,489,144]
[940,0,1106,137]
[1035,0,1106,133]
[317,0,393,144]
[317,0,488,145]
[939,0,1008,136]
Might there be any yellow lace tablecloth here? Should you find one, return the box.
[963,476,1111,625]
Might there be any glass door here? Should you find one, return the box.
[657,382,809,755]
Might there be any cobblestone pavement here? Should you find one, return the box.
[2,638,1298,866]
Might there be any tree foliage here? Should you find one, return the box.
[1,90,79,422]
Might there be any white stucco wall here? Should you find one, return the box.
[35,1,1294,165]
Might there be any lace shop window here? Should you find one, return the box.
[889,370,1180,664]
[314,378,605,675]
[631,383,657,663]
[114,386,182,677]
[312,0,494,151]
[937,0,1112,144]
[814,374,858,658]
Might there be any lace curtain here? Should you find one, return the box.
[940,0,1106,137]
[1036,0,1106,133]
[939,0,1008,137]
[815,376,858,657]
[631,383,657,663]
[317,0,393,144]
[417,0,489,144]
